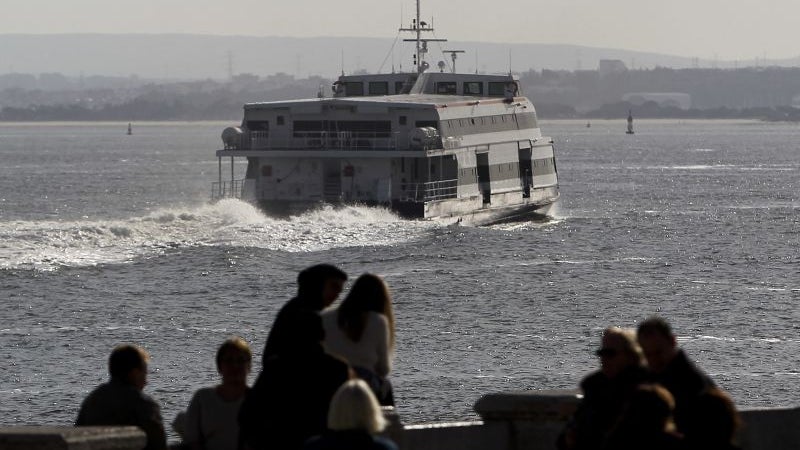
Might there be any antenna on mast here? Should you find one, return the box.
[399,0,446,73]
[508,49,512,75]
[340,49,345,76]
[442,50,465,73]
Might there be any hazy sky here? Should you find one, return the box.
[3,0,798,61]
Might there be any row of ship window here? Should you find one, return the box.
[344,81,516,97]
[246,112,536,138]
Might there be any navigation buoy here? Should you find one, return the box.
[127,123,133,135]
[626,111,634,135]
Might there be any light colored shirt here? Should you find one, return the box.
[321,309,392,377]
[183,387,244,450]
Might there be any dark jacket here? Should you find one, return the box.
[650,349,715,434]
[239,344,352,450]
[262,295,323,361]
[75,379,167,450]
[561,366,649,450]
[304,430,398,450]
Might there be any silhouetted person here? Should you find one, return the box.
[239,311,353,450]
[262,264,347,362]
[76,344,167,450]
[181,337,252,450]
[684,388,742,450]
[304,379,398,450]
[558,327,649,450]
[637,317,714,438]
[322,273,396,405]
[602,383,684,450]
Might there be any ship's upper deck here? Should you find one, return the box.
[226,72,538,156]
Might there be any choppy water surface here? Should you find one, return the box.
[1,120,798,436]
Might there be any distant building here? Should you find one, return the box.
[791,94,800,108]
[597,60,628,76]
[622,92,692,110]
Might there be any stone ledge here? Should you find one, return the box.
[475,390,581,422]
[0,426,146,450]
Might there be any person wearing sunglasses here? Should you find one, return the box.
[558,327,648,450]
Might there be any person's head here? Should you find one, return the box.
[216,337,252,385]
[624,383,676,433]
[297,264,347,308]
[109,344,149,390]
[327,379,387,434]
[337,273,395,348]
[637,317,678,374]
[596,327,644,378]
[685,388,741,445]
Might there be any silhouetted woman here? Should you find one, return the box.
[322,273,395,405]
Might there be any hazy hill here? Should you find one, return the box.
[0,33,764,79]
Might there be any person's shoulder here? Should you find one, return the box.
[189,386,218,402]
[579,370,607,392]
[673,350,714,386]
[320,308,338,327]
[371,435,398,450]
[369,312,389,326]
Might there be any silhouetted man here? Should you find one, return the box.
[240,311,353,450]
[262,264,347,361]
[76,344,167,450]
[637,317,714,437]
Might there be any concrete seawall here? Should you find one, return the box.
[3,391,798,449]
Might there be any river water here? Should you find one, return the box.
[1,119,798,437]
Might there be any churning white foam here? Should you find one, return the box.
[0,199,438,271]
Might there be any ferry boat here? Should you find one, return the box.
[212,2,559,225]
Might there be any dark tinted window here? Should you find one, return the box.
[246,121,269,131]
[464,82,483,95]
[368,82,389,95]
[435,82,457,94]
[488,82,507,96]
[344,82,364,96]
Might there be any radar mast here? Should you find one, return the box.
[399,0,447,73]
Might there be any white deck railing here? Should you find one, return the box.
[401,179,458,202]
[211,179,243,200]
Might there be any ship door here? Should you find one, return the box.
[476,152,491,204]
[518,147,533,198]
[323,160,342,201]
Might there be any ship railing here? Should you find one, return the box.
[211,179,244,200]
[245,131,405,151]
[401,179,458,202]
